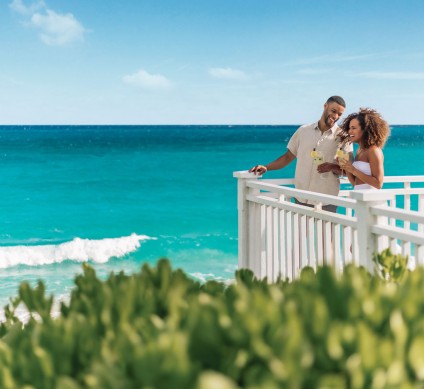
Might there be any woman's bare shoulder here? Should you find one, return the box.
[368,146,383,160]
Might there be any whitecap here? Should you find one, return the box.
[0,233,154,269]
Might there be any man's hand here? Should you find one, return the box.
[317,162,339,174]
[249,165,268,175]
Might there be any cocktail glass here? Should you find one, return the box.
[336,149,349,179]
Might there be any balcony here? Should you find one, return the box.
[234,171,424,281]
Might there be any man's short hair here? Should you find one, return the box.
[326,95,346,108]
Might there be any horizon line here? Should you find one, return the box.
[1,123,422,127]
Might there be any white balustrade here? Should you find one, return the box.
[233,171,424,280]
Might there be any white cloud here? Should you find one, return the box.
[9,0,45,15]
[123,69,172,90]
[357,71,424,80]
[209,67,249,81]
[9,0,86,46]
[31,10,85,46]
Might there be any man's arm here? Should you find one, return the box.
[249,149,296,175]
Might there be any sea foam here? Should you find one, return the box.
[0,233,153,268]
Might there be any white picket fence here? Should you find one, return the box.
[234,171,424,281]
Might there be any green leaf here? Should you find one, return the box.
[408,335,424,379]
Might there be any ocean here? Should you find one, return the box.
[0,125,423,314]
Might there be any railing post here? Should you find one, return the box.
[349,190,394,273]
[233,171,258,271]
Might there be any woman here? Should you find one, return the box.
[338,108,390,190]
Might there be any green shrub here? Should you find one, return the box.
[373,248,409,283]
[1,255,424,388]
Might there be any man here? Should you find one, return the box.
[249,96,352,212]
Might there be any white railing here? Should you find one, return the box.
[234,171,424,281]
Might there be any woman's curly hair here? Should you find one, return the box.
[339,108,390,148]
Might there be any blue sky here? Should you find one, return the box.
[1,0,424,124]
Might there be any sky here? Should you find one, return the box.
[1,0,424,125]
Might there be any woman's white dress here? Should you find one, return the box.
[352,161,375,190]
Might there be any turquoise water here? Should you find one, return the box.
[0,125,423,311]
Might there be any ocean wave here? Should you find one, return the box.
[0,233,154,269]
[0,293,69,323]
[189,272,235,285]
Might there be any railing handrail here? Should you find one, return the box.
[246,180,358,209]
[235,170,424,206]
[371,225,424,246]
[246,194,358,227]
[233,170,424,184]
[234,171,424,280]
[372,204,424,224]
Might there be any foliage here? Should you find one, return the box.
[1,257,424,388]
[373,248,409,282]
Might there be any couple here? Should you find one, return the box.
[249,96,391,212]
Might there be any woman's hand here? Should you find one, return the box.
[339,160,355,174]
